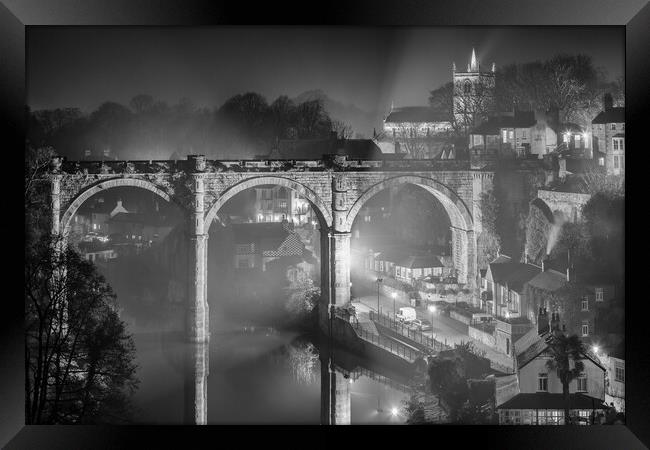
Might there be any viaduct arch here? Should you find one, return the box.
[48,156,492,350]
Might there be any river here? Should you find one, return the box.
[126,312,410,425]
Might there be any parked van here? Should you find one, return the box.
[396,307,417,323]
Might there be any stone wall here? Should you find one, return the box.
[468,324,496,347]
[537,189,591,223]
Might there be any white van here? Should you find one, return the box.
[396,307,417,323]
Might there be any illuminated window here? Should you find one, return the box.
[502,129,508,143]
[595,288,603,302]
[598,157,605,166]
[577,373,587,392]
[93,223,97,230]
[508,130,514,140]
[279,200,287,209]
[538,373,548,392]
[575,134,581,142]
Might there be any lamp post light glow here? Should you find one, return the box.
[592,345,600,355]
[391,407,399,417]
[428,304,436,330]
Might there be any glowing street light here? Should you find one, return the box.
[592,345,600,355]
[391,407,399,417]
[428,304,436,331]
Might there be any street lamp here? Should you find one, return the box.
[428,305,436,331]
[376,278,383,314]
[391,292,397,317]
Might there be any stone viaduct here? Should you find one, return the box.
[48,154,494,345]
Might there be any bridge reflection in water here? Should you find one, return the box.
[179,331,412,425]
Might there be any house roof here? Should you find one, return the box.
[107,212,174,227]
[489,261,541,293]
[470,112,537,135]
[268,138,385,160]
[385,106,451,124]
[262,232,305,257]
[515,326,605,371]
[526,269,568,292]
[496,392,608,410]
[591,107,624,124]
[396,255,444,269]
[612,133,625,138]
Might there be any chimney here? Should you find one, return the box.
[537,307,549,335]
[603,93,613,111]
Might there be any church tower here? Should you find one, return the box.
[452,48,496,132]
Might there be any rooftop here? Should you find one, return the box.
[526,269,568,292]
[470,111,537,135]
[385,106,451,124]
[591,107,625,124]
[489,259,541,293]
[396,255,444,269]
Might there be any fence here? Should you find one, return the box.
[352,367,413,394]
[351,320,423,363]
[369,310,451,352]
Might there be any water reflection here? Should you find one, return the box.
[130,325,411,425]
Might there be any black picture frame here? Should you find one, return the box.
[1,0,648,448]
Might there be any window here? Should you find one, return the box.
[396,267,401,277]
[581,297,589,311]
[521,129,527,139]
[610,123,616,130]
[93,223,97,230]
[577,374,587,392]
[463,79,472,94]
[538,373,548,392]
[279,200,287,209]
[508,130,514,140]
[502,129,508,143]
[581,322,589,337]
[575,134,581,142]
[598,157,605,166]
[613,137,624,151]
[563,133,570,143]
[615,365,625,383]
[622,123,625,130]
[595,288,603,302]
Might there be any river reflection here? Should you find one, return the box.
[129,323,411,424]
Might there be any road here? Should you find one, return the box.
[351,286,515,371]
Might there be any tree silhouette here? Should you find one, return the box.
[545,328,586,425]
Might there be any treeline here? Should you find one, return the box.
[28,92,349,161]
[429,53,624,128]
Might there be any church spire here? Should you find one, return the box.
[470,48,478,71]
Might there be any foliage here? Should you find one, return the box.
[25,145,56,242]
[478,190,501,268]
[28,92,343,161]
[285,277,320,323]
[545,332,586,425]
[25,235,139,424]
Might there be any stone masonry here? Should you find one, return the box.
[48,155,493,343]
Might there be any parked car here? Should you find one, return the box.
[396,307,417,323]
[409,319,433,331]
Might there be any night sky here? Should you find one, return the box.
[27,26,624,118]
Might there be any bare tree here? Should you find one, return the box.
[331,119,353,139]
[394,124,428,159]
